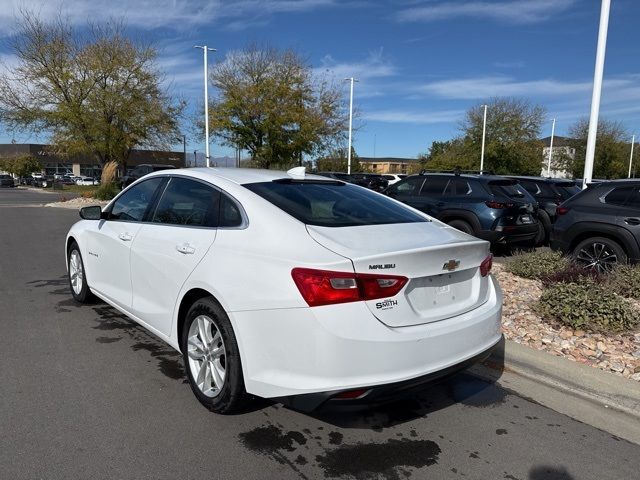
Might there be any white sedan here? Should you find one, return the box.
[76,176,100,186]
[65,167,502,413]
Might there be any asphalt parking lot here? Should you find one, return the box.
[1,187,639,480]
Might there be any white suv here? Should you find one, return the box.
[65,168,502,413]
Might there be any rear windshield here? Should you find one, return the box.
[488,180,526,198]
[244,180,427,227]
[554,182,581,200]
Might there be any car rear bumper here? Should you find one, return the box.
[477,223,538,244]
[230,275,503,403]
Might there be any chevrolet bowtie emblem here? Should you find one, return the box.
[442,259,460,272]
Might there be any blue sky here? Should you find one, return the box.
[1,0,639,159]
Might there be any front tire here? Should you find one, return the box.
[67,242,94,303]
[572,236,627,273]
[181,297,249,414]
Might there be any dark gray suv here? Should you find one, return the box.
[551,180,640,272]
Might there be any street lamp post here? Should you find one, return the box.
[480,104,488,173]
[195,45,216,168]
[547,118,556,177]
[582,0,611,188]
[344,77,358,174]
[629,135,635,179]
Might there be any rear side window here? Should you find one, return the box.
[421,177,450,195]
[554,182,581,200]
[219,194,243,227]
[604,186,634,206]
[626,187,640,209]
[152,177,220,227]
[244,180,427,227]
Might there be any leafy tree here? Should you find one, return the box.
[207,45,347,169]
[0,13,184,168]
[422,98,546,175]
[568,118,630,179]
[0,154,42,177]
[315,147,362,172]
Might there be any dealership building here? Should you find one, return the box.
[0,143,185,177]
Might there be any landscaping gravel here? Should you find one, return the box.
[45,197,109,209]
[494,263,640,382]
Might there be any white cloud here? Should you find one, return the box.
[395,0,577,25]
[315,48,397,81]
[0,0,339,34]
[364,109,464,124]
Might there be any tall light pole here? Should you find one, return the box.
[195,45,216,167]
[629,135,635,178]
[344,77,358,174]
[547,118,556,177]
[582,0,611,188]
[480,104,488,173]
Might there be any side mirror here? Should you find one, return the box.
[79,205,104,220]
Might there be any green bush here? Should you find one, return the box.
[536,281,637,332]
[607,264,640,299]
[94,182,119,200]
[504,250,570,280]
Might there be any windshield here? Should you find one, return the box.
[244,180,428,227]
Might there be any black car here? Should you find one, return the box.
[349,173,389,192]
[385,172,539,245]
[508,176,582,245]
[0,174,15,187]
[120,164,177,189]
[315,171,352,182]
[550,179,640,272]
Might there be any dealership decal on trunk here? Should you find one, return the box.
[442,259,460,272]
[369,263,396,270]
[375,299,398,310]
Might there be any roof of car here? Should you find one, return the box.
[508,176,578,184]
[153,167,331,185]
[417,172,510,182]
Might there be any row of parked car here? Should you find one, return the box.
[366,170,638,273]
[1,173,101,188]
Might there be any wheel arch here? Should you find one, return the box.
[175,288,225,353]
[437,209,482,233]
[567,223,639,259]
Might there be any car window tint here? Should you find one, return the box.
[488,180,525,198]
[421,177,450,195]
[152,177,221,227]
[451,178,471,195]
[391,177,424,195]
[554,182,581,200]
[621,187,640,209]
[219,193,243,227]
[110,177,164,222]
[519,181,540,195]
[244,181,427,227]
[604,186,634,206]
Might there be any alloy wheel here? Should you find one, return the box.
[187,315,226,398]
[575,242,618,273]
[69,250,84,295]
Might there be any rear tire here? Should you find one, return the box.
[572,236,627,273]
[534,210,552,246]
[67,242,94,303]
[447,219,475,236]
[181,297,249,414]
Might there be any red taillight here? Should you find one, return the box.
[480,254,493,277]
[556,206,570,215]
[291,268,408,307]
[485,201,514,209]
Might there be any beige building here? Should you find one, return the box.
[358,157,420,174]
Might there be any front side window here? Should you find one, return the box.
[244,180,427,227]
[152,177,221,227]
[626,187,640,209]
[421,177,450,195]
[110,177,164,222]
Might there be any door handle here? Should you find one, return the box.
[118,232,133,241]
[625,218,640,226]
[176,243,196,255]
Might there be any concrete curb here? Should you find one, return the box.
[483,338,640,418]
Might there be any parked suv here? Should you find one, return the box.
[0,174,15,187]
[120,164,177,189]
[550,180,640,272]
[508,176,581,245]
[385,172,539,245]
